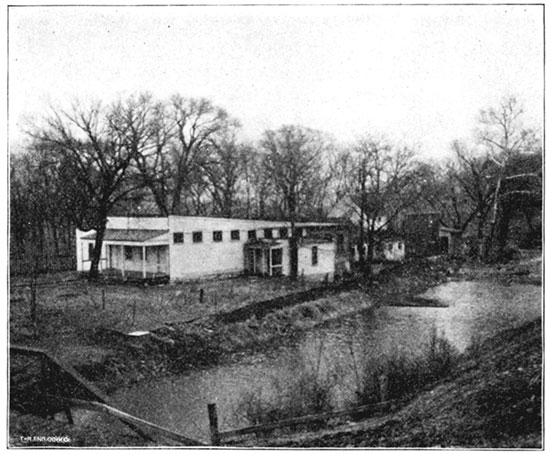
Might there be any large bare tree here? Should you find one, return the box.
[261,125,330,279]
[342,136,417,272]
[477,96,540,257]
[31,101,137,279]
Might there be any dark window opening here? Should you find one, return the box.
[231,230,240,241]
[279,228,288,239]
[271,248,283,276]
[336,234,344,253]
[193,231,203,243]
[88,243,94,259]
[248,230,257,240]
[264,228,273,239]
[312,246,318,266]
[124,246,133,260]
[213,231,223,242]
[173,232,184,244]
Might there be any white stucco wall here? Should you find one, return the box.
[168,217,294,279]
[298,242,335,278]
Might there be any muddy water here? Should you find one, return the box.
[111,281,541,443]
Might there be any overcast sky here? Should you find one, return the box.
[8,4,543,160]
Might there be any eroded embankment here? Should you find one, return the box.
[271,317,542,448]
[80,287,376,390]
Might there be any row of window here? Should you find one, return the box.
[173,227,293,244]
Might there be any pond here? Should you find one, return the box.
[110,280,541,443]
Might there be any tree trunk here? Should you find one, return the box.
[289,193,298,280]
[365,224,374,276]
[88,219,107,281]
[496,203,511,258]
[476,211,485,261]
[358,208,365,272]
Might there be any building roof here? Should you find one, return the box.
[81,229,169,243]
[247,239,283,248]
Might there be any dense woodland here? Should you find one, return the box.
[10,94,542,277]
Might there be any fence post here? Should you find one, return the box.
[102,289,106,310]
[200,289,204,304]
[40,355,48,389]
[64,407,74,424]
[379,374,388,402]
[207,403,220,446]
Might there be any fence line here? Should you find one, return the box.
[208,400,395,445]
[10,278,81,289]
[10,344,204,446]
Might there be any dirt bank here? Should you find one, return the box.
[272,317,541,448]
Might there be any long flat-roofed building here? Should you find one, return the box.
[76,216,350,282]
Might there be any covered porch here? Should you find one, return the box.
[82,229,170,281]
[246,239,285,277]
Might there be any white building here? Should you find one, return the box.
[76,216,349,282]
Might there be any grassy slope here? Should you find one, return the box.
[277,317,542,448]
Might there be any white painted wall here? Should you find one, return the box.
[298,242,335,279]
[383,240,405,261]
[76,228,107,272]
[167,217,290,279]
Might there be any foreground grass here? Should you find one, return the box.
[274,318,542,448]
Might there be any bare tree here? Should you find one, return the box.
[168,96,238,214]
[448,141,500,258]
[31,100,137,279]
[203,131,247,218]
[111,93,174,215]
[343,136,417,272]
[261,125,330,279]
[477,96,540,257]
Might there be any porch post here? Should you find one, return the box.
[142,246,146,279]
[121,245,126,279]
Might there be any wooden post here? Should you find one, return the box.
[65,408,74,424]
[142,246,146,279]
[101,289,106,310]
[207,403,220,446]
[200,289,204,304]
[40,356,48,389]
[379,374,388,402]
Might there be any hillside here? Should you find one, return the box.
[274,318,542,448]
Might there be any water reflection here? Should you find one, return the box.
[112,281,541,443]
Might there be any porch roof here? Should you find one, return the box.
[247,239,283,248]
[81,229,169,243]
